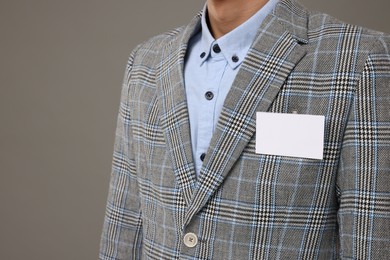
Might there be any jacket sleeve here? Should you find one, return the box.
[100,48,143,260]
[337,39,390,259]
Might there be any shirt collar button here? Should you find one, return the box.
[212,44,221,53]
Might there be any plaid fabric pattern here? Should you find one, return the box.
[100,0,390,259]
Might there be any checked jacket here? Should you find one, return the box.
[100,0,390,259]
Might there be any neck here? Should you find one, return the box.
[207,0,269,39]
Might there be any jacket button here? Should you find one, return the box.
[205,91,214,100]
[184,233,198,248]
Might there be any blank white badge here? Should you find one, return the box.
[256,112,325,160]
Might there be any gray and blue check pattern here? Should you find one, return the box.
[100,0,390,259]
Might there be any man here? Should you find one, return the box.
[100,0,390,259]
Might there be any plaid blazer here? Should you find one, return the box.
[100,0,390,259]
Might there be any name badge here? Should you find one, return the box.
[256,112,325,160]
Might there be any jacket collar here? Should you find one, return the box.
[273,0,308,43]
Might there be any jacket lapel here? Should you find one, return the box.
[184,0,309,224]
[156,14,202,205]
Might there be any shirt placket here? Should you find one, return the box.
[196,51,227,174]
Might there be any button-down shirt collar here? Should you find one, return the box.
[199,0,279,69]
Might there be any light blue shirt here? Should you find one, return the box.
[184,0,278,176]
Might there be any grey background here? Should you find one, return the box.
[1,0,389,259]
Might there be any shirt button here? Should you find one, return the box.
[200,153,206,162]
[200,52,206,58]
[205,91,214,100]
[184,233,198,248]
[232,55,239,62]
[212,44,221,53]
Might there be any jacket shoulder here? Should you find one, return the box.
[140,25,186,51]
[306,10,390,55]
[124,25,186,67]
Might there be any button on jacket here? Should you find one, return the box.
[100,0,390,259]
